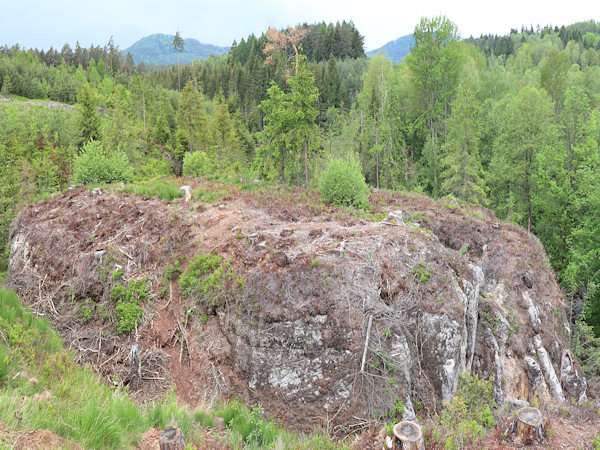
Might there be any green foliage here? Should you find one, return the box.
[0,287,146,448]
[146,390,193,438]
[319,158,369,208]
[593,432,600,449]
[76,299,95,324]
[76,83,101,144]
[441,82,486,204]
[164,260,182,281]
[182,151,212,177]
[73,140,133,185]
[179,252,237,306]
[436,373,496,449]
[216,401,279,447]
[193,409,215,428]
[406,15,463,196]
[111,279,150,333]
[412,262,432,282]
[177,81,207,154]
[120,179,184,201]
[572,321,600,389]
[257,54,319,184]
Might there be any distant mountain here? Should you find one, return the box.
[123,34,229,65]
[366,34,414,62]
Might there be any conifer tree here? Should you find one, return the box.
[76,83,101,145]
[209,94,242,170]
[177,80,206,154]
[441,82,486,204]
[488,86,556,232]
[172,32,184,91]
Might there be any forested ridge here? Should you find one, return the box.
[1,17,600,375]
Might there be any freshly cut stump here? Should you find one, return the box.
[505,407,545,444]
[393,421,425,450]
[158,426,186,450]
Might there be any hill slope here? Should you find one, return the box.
[123,33,229,65]
[367,34,414,62]
[7,181,591,435]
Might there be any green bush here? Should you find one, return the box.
[73,140,134,185]
[111,279,150,333]
[436,373,496,449]
[182,151,212,177]
[178,252,238,306]
[319,158,369,208]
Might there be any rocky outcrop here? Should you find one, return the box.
[7,187,588,431]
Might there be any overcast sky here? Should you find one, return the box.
[1,0,597,52]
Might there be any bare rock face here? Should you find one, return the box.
[7,189,588,432]
[560,349,587,402]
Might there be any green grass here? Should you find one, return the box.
[0,288,147,448]
[0,286,348,449]
[120,179,184,201]
[193,187,230,203]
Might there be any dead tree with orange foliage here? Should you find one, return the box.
[263,26,309,76]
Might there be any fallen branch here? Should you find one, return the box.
[117,247,134,260]
[98,350,120,369]
[360,314,373,374]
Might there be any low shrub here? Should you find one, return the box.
[182,151,212,177]
[434,373,496,449]
[179,252,238,306]
[319,157,369,209]
[120,179,184,201]
[73,140,133,185]
[111,279,150,333]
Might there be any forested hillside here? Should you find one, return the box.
[366,34,414,61]
[1,16,600,377]
[122,34,229,65]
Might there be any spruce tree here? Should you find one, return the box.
[76,83,101,145]
[177,80,206,154]
[441,83,486,204]
[172,32,184,91]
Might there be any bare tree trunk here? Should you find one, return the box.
[304,137,309,185]
[375,126,380,189]
[177,51,181,92]
[360,111,365,174]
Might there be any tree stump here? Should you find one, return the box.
[179,186,192,203]
[159,426,186,450]
[393,421,425,449]
[129,343,141,390]
[505,407,545,444]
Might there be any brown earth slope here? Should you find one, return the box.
[6,183,593,436]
